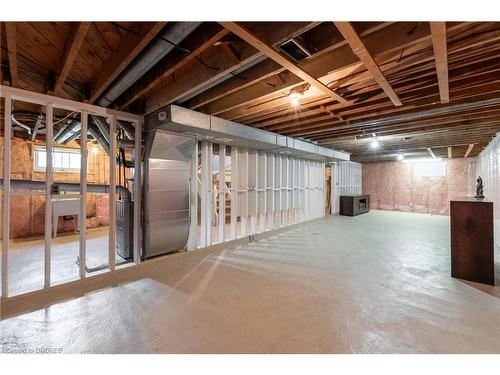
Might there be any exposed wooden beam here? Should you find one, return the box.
[219,22,348,104]
[222,44,241,65]
[430,22,450,103]
[4,22,18,87]
[447,146,453,158]
[120,27,228,109]
[464,144,474,158]
[427,148,437,159]
[145,22,320,114]
[88,22,167,104]
[53,22,91,95]
[334,22,402,107]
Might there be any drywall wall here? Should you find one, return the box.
[362,158,475,215]
[476,133,500,252]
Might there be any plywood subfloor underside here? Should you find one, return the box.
[1,210,499,353]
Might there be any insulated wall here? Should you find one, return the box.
[476,134,500,254]
[362,159,475,215]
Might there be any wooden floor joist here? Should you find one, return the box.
[464,144,474,158]
[2,21,500,162]
[334,22,402,107]
[219,22,349,104]
[430,22,450,103]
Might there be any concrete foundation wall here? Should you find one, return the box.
[362,159,475,215]
[1,136,113,239]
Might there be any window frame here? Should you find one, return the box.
[33,144,82,173]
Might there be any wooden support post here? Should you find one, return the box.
[133,119,142,263]
[44,104,53,288]
[218,144,226,243]
[230,147,238,240]
[2,94,12,298]
[108,116,116,271]
[79,111,88,279]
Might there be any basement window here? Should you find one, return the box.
[34,145,81,173]
[412,160,447,177]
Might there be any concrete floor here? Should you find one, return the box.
[1,210,499,353]
[2,227,126,296]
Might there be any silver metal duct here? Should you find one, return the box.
[88,123,110,156]
[0,179,131,201]
[97,22,201,107]
[143,130,195,258]
[146,105,350,161]
[54,119,80,144]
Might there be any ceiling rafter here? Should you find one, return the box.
[464,144,474,158]
[430,22,450,103]
[119,27,229,109]
[219,22,349,105]
[334,22,402,106]
[53,22,91,95]
[5,22,18,87]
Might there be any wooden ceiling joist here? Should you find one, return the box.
[88,22,167,104]
[430,22,450,103]
[119,27,229,109]
[464,144,474,158]
[219,22,349,105]
[427,148,437,159]
[53,22,91,95]
[5,22,18,87]
[334,22,402,107]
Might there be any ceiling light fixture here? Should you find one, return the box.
[396,153,404,161]
[289,92,301,107]
[369,139,380,149]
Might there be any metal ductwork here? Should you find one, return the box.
[0,179,132,201]
[97,22,201,107]
[88,123,110,156]
[11,115,32,135]
[146,105,350,162]
[143,129,195,258]
[54,119,81,144]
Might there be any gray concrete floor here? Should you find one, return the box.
[1,210,500,353]
[3,227,126,296]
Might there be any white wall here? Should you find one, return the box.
[331,161,362,214]
[476,133,500,255]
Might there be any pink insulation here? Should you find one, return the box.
[362,159,475,215]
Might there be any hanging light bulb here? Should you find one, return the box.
[369,139,380,149]
[289,92,301,107]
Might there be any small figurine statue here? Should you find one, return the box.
[475,176,485,199]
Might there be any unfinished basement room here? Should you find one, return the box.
[1,3,500,362]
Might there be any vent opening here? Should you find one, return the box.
[279,39,312,62]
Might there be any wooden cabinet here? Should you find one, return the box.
[450,197,494,285]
